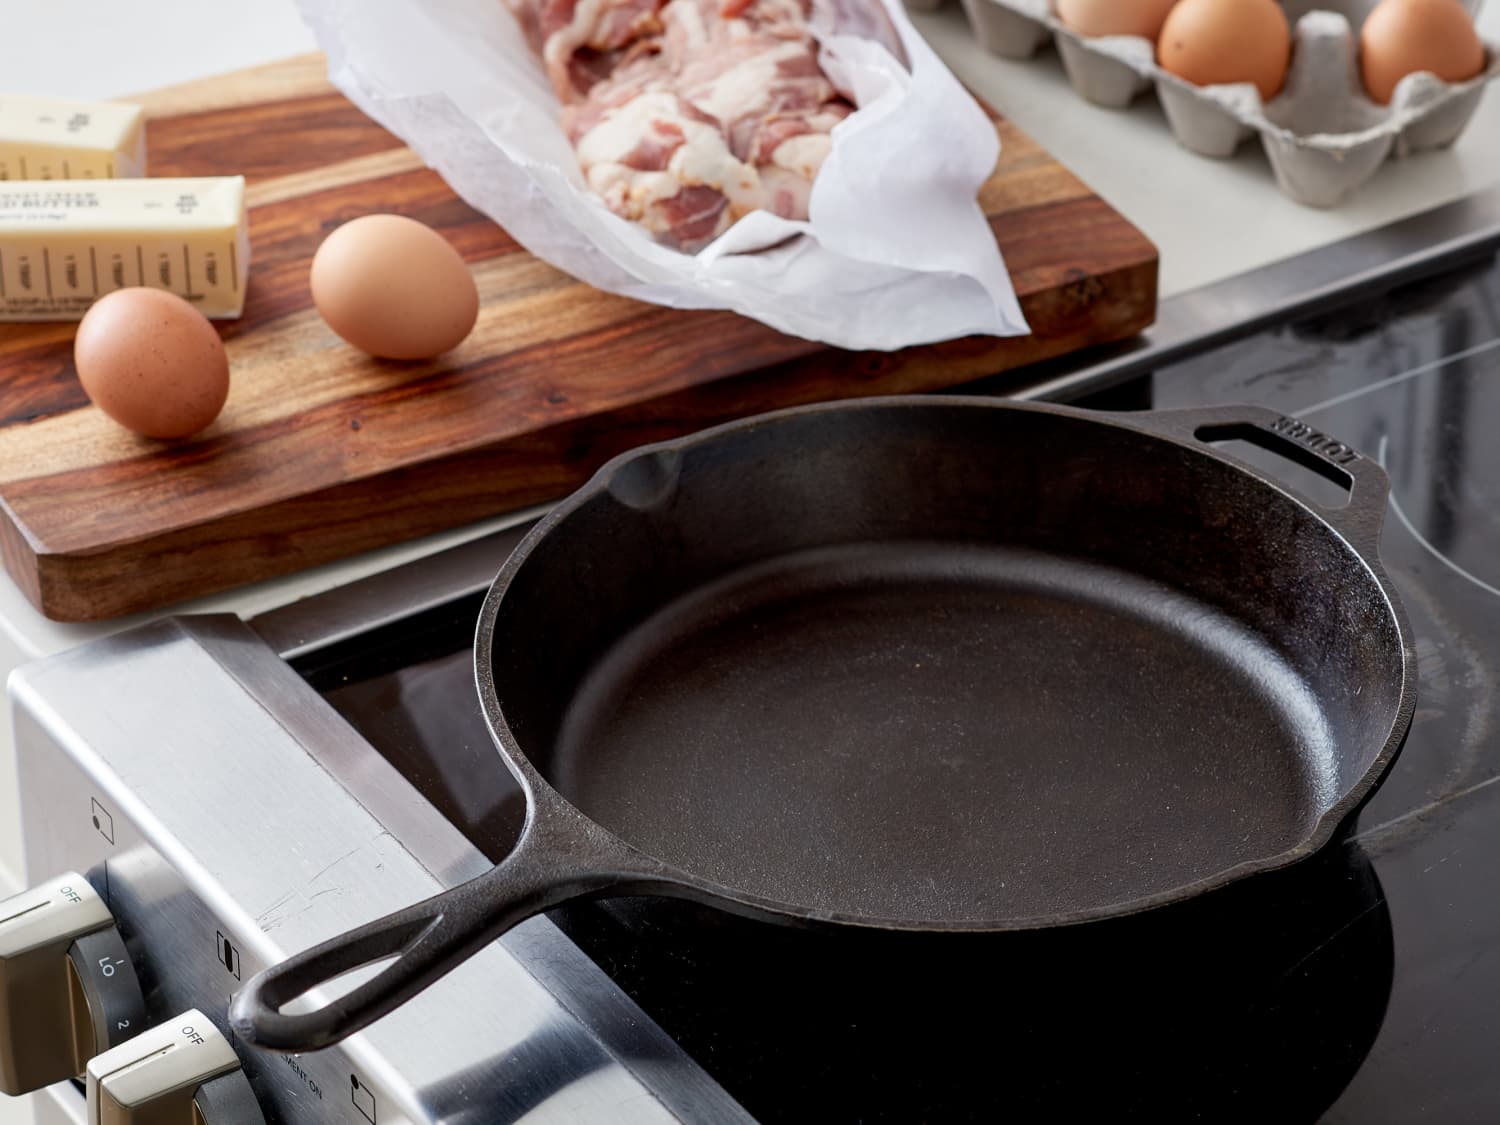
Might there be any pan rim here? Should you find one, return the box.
[472,394,1419,933]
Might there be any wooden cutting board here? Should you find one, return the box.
[0,54,1157,622]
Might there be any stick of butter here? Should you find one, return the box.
[0,177,249,321]
[0,93,147,180]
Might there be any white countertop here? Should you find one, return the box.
[1,5,1498,1120]
[0,2,318,102]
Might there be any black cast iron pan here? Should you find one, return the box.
[231,397,1417,1051]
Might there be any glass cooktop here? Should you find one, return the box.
[295,249,1500,1123]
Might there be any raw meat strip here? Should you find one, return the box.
[508,0,669,100]
[561,0,855,249]
[570,86,758,246]
[516,0,895,250]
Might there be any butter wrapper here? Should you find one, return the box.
[0,94,146,181]
[0,178,249,321]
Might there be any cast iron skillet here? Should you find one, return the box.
[231,397,1417,1051]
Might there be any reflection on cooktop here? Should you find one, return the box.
[323,648,527,861]
[1293,347,1500,598]
[551,837,1393,1124]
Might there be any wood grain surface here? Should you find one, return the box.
[0,53,1157,621]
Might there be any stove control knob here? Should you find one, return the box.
[87,1010,265,1125]
[0,872,146,1096]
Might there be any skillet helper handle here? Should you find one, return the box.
[228,816,659,1052]
[1126,403,1390,551]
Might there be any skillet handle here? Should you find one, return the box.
[227,812,666,1052]
[1123,403,1390,550]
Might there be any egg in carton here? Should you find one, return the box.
[953,0,1499,206]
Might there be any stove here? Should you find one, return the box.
[7,246,1500,1123]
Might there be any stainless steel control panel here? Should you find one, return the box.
[8,615,750,1125]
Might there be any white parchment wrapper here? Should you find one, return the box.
[294,0,1028,349]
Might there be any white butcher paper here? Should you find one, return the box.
[294,0,1030,349]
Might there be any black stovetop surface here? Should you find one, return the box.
[300,251,1500,1123]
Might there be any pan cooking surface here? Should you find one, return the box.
[551,540,1337,923]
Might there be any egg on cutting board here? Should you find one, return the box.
[1360,0,1487,105]
[1056,0,1179,39]
[310,214,479,361]
[73,288,230,440]
[1158,0,1291,101]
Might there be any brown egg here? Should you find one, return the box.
[74,288,230,440]
[310,214,479,360]
[1057,0,1180,38]
[1360,0,1486,105]
[1158,0,1291,101]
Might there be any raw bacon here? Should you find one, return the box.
[512,0,889,250]
[509,0,670,98]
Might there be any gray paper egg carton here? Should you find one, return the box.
[943,0,1498,205]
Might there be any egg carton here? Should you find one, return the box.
[949,0,1500,206]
